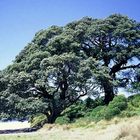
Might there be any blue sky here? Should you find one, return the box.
[0,0,140,70]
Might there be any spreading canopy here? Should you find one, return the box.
[0,14,140,122]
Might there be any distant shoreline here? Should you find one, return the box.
[0,121,43,134]
[0,121,30,130]
[0,127,38,134]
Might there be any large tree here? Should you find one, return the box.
[2,26,100,123]
[67,14,140,104]
[4,53,99,123]
[1,14,140,123]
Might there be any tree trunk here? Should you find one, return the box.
[47,112,59,123]
[47,100,62,124]
[103,82,114,104]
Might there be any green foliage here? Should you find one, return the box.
[104,107,121,120]
[128,94,140,108]
[130,69,140,93]
[56,94,140,125]
[0,113,11,121]
[119,94,140,117]
[120,110,137,118]
[61,101,86,122]
[108,95,127,110]
[55,116,70,125]
[86,106,106,122]
[85,97,104,109]
[0,14,140,123]
[82,95,128,122]
[104,95,127,120]
[56,98,105,124]
[29,114,47,128]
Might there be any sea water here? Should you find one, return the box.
[0,121,30,130]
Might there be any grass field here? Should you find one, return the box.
[0,116,140,140]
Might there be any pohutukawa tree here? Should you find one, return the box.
[0,14,140,123]
[69,14,140,104]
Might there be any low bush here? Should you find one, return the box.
[55,116,70,125]
[128,94,140,108]
[29,114,47,128]
[103,95,127,120]
[120,110,137,117]
[104,107,121,120]
[87,105,106,122]
[108,95,127,110]
[84,97,104,109]
[55,94,140,125]
[61,100,86,122]
[0,113,11,121]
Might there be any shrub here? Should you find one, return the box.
[61,101,86,122]
[120,110,137,117]
[104,95,127,120]
[108,95,127,110]
[128,94,140,108]
[0,113,11,121]
[104,107,120,120]
[55,116,70,125]
[29,114,47,128]
[84,97,104,109]
[86,105,106,122]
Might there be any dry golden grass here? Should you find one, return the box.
[1,116,140,140]
[115,118,140,140]
[40,117,140,140]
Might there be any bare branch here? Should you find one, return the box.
[120,63,140,71]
